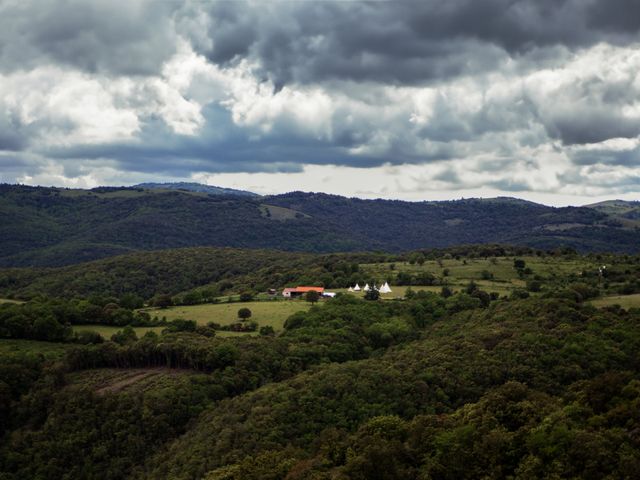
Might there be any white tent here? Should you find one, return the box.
[379,282,392,294]
[348,287,354,292]
[364,283,370,291]
[353,283,361,291]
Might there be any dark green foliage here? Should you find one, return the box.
[163,319,197,333]
[364,289,380,301]
[259,326,275,336]
[75,330,104,345]
[237,308,252,321]
[134,298,640,479]
[1,185,637,268]
[111,326,137,345]
[2,249,640,479]
[239,292,254,302]
[305,290,320,303]
[152,294,173,309]
[0,247,388,300]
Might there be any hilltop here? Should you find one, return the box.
[133,182,258,197]
[0,184,638,267]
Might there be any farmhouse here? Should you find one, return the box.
[282,286,325,298]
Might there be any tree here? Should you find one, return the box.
[238,308,252,321]
[514,259,526,270]
[111,325,137,345]
[119,293,144,310]
[305,290,320,304]
[154,294,173,309]
[364,289,380,301]
[239,292,254,302]
[259,325,275,336]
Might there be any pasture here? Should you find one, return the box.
[73,325,165,339]
[356,255,593,297]
[142,300,311,331]
[591,293,640,309]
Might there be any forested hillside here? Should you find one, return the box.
[1,184,638,267]
[1,246,639,479]
[1,291,639,479]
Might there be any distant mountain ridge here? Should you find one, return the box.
[134,182,258,197]
[0,184,638,266]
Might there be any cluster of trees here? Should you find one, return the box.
[0,297,161,343]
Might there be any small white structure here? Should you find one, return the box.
[323,292,337,298]
[379,282,392,294]
[348,287,354,292]
[353,283,361,291]
[364,283,370,292]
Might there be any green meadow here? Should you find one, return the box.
[591,293,640,309]
[142,300,311,331]
[72,325,165,338]
[353,255,592,298]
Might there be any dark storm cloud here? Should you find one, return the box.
[190,0,640,87]
[570,147,640,167]
[37,106,386,175]
[1,0,639,195]
[0,0,178,76]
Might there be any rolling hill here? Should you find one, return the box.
[0,184,638,267]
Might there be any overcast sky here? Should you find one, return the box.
[1,0,639,205]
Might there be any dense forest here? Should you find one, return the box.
[0,246,639,479]
[1,184,638,267]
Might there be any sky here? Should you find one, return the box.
[0,0,639,206]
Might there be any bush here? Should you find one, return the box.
[239,292,254,302]
[76,330,104,345]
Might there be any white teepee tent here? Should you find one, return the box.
[348,287,354,292]
[379,282,392,294]
[353,283,361,291]
[364,283,370,291]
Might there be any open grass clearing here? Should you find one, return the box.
[591,293,640,309]
[336,281,517,300]
[73,325,165,339]
[141,300,311,331]
[360,256,593,284]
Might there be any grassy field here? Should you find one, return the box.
[73,325,165,339]
[141,300,311,331]
[358,256,592,296]
[0,339,74,358]
[591,293,640,309]
[72,324,260,340]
